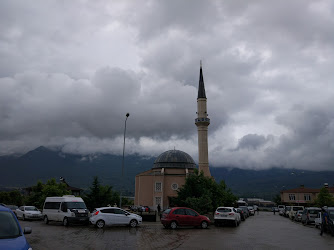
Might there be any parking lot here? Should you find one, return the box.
[21,212,334,250]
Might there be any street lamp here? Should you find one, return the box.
[120,113,130,208]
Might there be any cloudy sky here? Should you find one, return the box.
[1,0,333,171]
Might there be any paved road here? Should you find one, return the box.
[20,212,334,250]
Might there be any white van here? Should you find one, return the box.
[42,195,89,226]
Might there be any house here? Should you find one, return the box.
[280,183,334,205]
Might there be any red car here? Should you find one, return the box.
[161,207,210,229]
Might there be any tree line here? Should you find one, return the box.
[0,176,130,211]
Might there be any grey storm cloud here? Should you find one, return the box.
[0,0,334,171]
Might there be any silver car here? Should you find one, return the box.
[16,206,43,220]
[301,207,321,225]
[90,207,142,228]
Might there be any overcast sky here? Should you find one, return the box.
[1,0,333,171]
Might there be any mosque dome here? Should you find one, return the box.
[153,150,196,169]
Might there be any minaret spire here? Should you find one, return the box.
[198,61,206,99]
[195,62,211,177]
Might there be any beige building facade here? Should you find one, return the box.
[280,184,334,205]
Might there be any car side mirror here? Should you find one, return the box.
[24,227,32,234]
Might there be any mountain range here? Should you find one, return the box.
[1,146,333,200]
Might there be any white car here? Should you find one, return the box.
[90,207,142,228]
[214,207,241,227]
[248,206,255,216]
[315,212,322,228]
[16,206,43,220]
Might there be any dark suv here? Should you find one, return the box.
[160,207,210,229]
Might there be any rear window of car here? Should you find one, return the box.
[217,208,232,213]
[308,209,321,214]
[293,207,303,211]
[328,210,334,220]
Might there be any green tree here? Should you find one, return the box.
[83,176,120,211]
[0,190,25,206]
[171,170,237,214]
[315,187,334,207]
[273,194,282,205]
[26,178,70,208]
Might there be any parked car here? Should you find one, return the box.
[5,205,18,216]
[239,206,249,218]
[0,204,32,250]
[278,205,285,212]
[43,195,89,226]
[214,207,241,227]
[236,208,246,221]
[301,207,321,225]
[289,206,304,220]
[284,206,291,217]
[248,206,255,216]
[90,207,142,228]
[315,212,322,228]
[319,207,334,236]
[16,206,43,220]
[160,207,210,229]
[294,210,303,222]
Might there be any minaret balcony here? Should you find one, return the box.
[195,118,210,126]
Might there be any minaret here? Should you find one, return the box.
[195,61,211,177]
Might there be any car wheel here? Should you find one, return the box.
[96,220,105,229]
[201,221,208,229]
[170,221,178,229]
[44,215,49,224]
[130,219,138,228]
[63,217,69,227]
[22,214,25,221]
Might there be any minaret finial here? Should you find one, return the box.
[200,60,202,68]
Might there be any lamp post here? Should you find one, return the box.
[120,113,130,208]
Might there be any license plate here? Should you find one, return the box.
[80,218,86,221]
[220,215,227,217]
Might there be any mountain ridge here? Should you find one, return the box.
[1,146,333,200]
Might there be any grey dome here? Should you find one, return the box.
[153,150,196,169]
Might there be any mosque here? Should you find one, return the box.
[134,63,211,210]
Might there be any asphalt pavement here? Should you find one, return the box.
[20,212,334,250]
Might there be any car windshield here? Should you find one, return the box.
[65,202,86,209]
[163,209,171,214]
[25,206,38,211]
[0,211,21,239]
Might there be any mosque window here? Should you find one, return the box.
[155,197,162,206]
[171,183,178,190]
[155,182,162,192]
